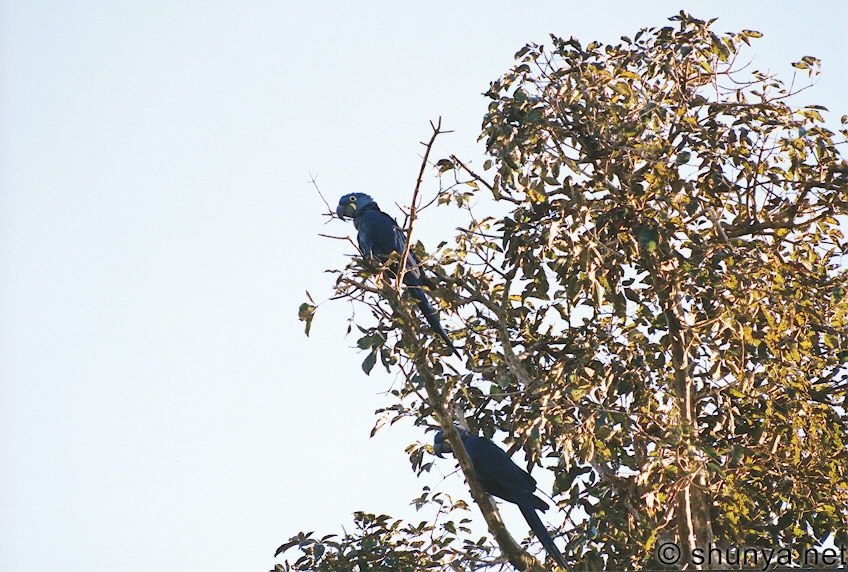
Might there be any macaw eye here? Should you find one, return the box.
[350,196,357,202]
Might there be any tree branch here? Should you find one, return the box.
[387,293,546,572]
[397,118,449,292]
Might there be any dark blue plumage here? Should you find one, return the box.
[336,193,458,356]
[434,427,569,571]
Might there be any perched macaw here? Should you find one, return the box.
[336,193,458,356]
[433,427,569,570]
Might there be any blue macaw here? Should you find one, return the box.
[433,427,569,571]
[336,193,458,356]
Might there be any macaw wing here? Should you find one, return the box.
[356,210,401,258]
[387,216,425,285]
[465,436,542,506]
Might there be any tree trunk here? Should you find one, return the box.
[658,269,715,568]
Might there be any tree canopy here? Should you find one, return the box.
[288,12,848,572]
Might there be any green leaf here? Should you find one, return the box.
[298,303,316,336]
[638,225,659,252]
[361,349,377,375]
[435,158,454,173]
[527,187,546,203]
[611,82,632,97]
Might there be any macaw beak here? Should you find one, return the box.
[336,203,356,219]
[433,439,453,458]
[433,442,444,458]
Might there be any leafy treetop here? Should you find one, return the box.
[288,12,848,572]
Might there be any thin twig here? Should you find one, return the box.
[396,117,447,291]
[318,233,360,251]
[308,172,336,217]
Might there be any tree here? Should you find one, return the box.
[287,12,848,571]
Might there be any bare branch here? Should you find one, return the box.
[308,172,337,218]
[396,117,449,292]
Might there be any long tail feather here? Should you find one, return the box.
[410,287,461,358]
[519,503,569,571]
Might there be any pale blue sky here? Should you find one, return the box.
[2,2,845,571]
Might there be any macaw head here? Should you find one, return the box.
[432,426,468,458]
[336,193,376,220]
[433,430,450,457]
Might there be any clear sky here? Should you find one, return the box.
[1,2,845,571]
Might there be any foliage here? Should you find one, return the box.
[273,490,499,571]
[288,12,848,571]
